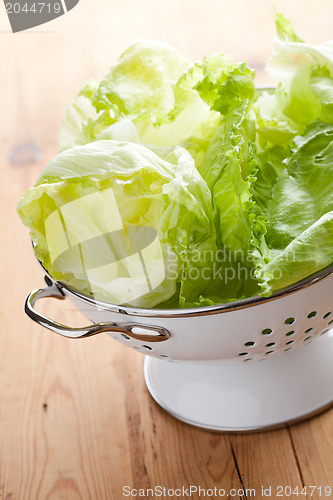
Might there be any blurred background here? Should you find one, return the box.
[1,0,333,166]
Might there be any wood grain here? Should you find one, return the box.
[0,1,333,499]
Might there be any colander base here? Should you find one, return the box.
[144,332,333,432]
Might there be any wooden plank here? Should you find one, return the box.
[228,430,305,499]
[121,354,245,498]
[289,413,333,499]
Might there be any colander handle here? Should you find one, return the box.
[25,284,170,342]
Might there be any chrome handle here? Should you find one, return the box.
[25,284,170,341]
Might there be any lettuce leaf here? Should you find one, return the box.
[17,140,216,307]
[255,122,333,293]
[266,13,333,128]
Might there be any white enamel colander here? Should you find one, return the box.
[25,263,333,432]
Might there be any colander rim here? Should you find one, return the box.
[40,259,333,318]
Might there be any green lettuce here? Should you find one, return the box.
[266,13,333,129]
[17,16,333,308]
[254,123,333,293]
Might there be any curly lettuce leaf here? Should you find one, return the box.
[254,123,333,293]
[266,13,333,128]
[198,61,257,255]
[252,144,289,211]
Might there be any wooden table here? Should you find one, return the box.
[0,1,332,498]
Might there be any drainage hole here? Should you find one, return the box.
[238,352,249,356]
[121,334,131,340]
[245,341,255,347]
[262,328,272,335]
[285,340,294,345]
[285,317,295,325]
[286,330,295,337]
[323,312,332,319]
[265,351,274,355]
[305,328,313,334]
[307,311,317,318]
[143,345,152,351]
